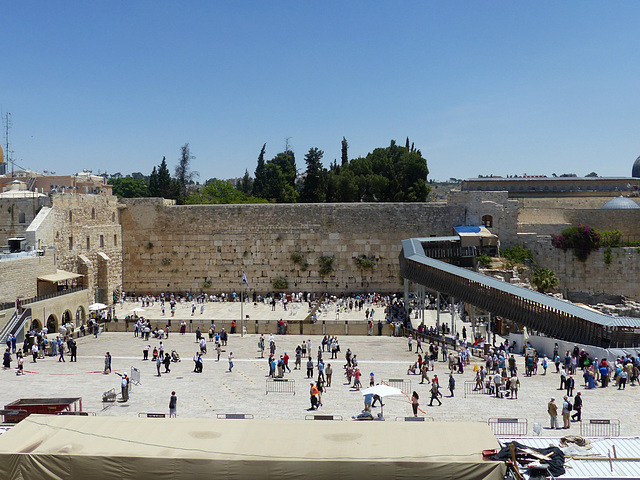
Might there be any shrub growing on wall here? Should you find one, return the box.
[272,277,288,290]
[318,256,335,276]
[551,224,600,261]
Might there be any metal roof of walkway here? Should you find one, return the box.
[400,238,640,348]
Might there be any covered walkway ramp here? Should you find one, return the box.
[400,238,640,348]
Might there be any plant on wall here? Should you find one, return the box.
[290,251,309,271]
[272,277,288,290]
[318,256,335,276]
[161,257,172,266]
[551,224,600,261]
[354,255,376,270]
[531,267,559,293]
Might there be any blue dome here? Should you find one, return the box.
[602,196,640,210]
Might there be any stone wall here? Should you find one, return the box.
[28,194,123,303]
[518,208,640,238]
[529,237,640,300]
[0,195,51,246]
[120,199,477,295]
[0,253,56,303]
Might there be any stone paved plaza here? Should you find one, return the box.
[1,301,635,436]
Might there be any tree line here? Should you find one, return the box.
[108,138,430,204]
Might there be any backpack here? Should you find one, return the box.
[567,402,573,412]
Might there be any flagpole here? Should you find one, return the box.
[240,273,244,338]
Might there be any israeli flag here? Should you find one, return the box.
[241,270,250,290]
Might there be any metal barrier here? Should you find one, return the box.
[395,417,435,422]
[137,413,167,418]
[488,418,528,436]
[266,378,295,395]
[464,381,486,397]
[59,411,95,416]
[580,419,621,437]
[305,414,343,421]
[385,379,411,393]
[102,388,117,403]
[216,414,254,419]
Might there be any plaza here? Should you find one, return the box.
[1,300,635,436]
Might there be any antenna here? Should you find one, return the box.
[2,112,11,176]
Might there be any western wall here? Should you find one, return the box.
[119,193,519,296]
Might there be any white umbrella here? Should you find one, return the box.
[130,307,146,313]
[88,303,107,311]
[361,384,404,418]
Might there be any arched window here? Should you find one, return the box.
[18,212,25,224]
[482,215,493,228]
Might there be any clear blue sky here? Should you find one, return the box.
[3,2,640,182]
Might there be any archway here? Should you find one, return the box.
[47,316,58,333]
[75,306,86,324]
[481,215,493,229]
[46,315,57,332]
[31,318,42,332]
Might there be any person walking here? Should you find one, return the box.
[562,396,571,429]
[156,354,162,376]
[163,353,171,373]
[169,391,177,418]
[228,352,234,372]
[326,363,333,387]
[411,391,420,417]
[448,373,455,397]
[548,398,559,429]
[571,392,583,421]
[429,381,442,406]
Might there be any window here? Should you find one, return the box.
[18,212,25,224]
[91,208,96,220]
[69,236,73,250]
[114,234,117,246]
[100,235,104,248]
[482,215,493,228]
[69,211,73,222]
[112,212,115,222]
[86,237,90,250]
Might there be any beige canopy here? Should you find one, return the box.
[0,415,506,479]
[37,269,83,283]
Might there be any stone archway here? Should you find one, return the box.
[75,306,86,324]
[46,314,57,333]
[31,318,43,332]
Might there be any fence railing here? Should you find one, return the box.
[137,413,167,418]
[216,413,254,419]
[305,415,343,421]
[580,419,620,437]
[21,286,87,306]
[385,379,411,393]
[266,378,296,395]
[395,416,435,422]
[464,381,486,397]
[488,418,528,436]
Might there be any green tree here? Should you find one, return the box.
[300,147,326,203]
[148,166,159,196]
[237,169,253,195]
[108,177,150,198]
[186,179,268,204]
[252,144,267,198]
[532,267,559,293]
[150,157,175,199]
[263,150,298,203]
[341,136,349,166]
[175,143,199,204]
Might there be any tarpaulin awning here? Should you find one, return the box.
[37,270,82,283]
[0,415,506,480]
